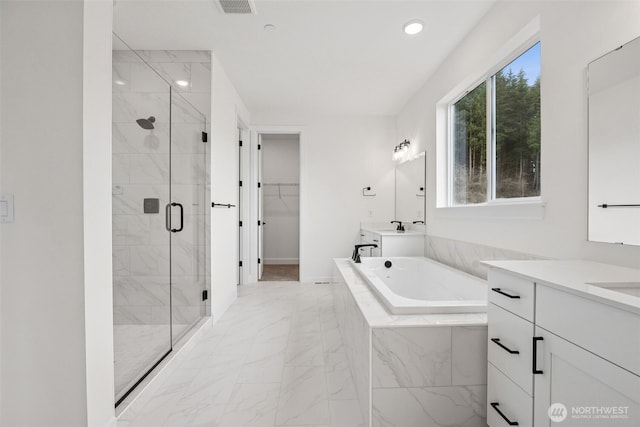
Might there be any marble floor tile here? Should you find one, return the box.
[284,332,324,366]
[330,399,364,427]
[275,366,331,426]
[219,382,281,427]
[118,282,358,427]
[324,349,358,400]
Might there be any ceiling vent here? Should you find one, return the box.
[217,0,256,14]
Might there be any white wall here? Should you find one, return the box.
[1,1,115,425]
[210,53,250,318]
[262,135,300,264]
[396,0,640,268]
[83,1,116,425]
[252,113,396,282]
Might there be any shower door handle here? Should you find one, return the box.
[165,202,184,233]
[165,203,172,232]
[171,202,184,232]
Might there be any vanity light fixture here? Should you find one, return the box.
[393,140,411,161]
[403,20,423,35]
[175,80,190,87]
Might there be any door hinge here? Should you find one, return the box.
[239,220,243,227]
[202,132,208,143]
[239,140,243,147]
[202,290,208,301]
[258,258,261,264]
[239,180,243,187]
[258,220,261,226]
[258,144,261,150]
[239,261,243,267]
[258,182,261,188]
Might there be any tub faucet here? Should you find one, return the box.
[352,244,378,263]
[390,221,404,232]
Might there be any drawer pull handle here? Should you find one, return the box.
[491,287,521,299]
[533,336,544,374]
[491,338,520,354]
[490,402,519,426]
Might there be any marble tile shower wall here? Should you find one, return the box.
[425,235,545,280]
[112,50,211,327]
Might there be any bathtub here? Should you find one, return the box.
[352,257,487,314]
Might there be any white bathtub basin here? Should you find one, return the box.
[352,257,487,314]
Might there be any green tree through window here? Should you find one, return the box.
[451,42,541,204]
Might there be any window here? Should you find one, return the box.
[450,42,541,205]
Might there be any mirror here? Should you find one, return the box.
[395,152,426,225]
[588,36,640,245]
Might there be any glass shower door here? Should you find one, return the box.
[112,39,172,404]
[168,90,208,343]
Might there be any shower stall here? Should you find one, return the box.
[112,35,211,405]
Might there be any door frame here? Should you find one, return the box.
[237,120,250,285]
[248,126,305,283]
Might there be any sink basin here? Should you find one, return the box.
[588,282,640,298]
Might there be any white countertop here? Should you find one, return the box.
[483,260,640,314]
[361,226,425,236]
[334,259,487,328]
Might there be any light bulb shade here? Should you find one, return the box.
[403,20,424,35]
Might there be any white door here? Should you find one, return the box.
[257,134,264,280]
[533,326,640,426]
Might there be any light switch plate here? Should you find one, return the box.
[0,194,15,223]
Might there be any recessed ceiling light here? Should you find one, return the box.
[175,80,190,87]
[264,24,275,31]
[114,79,126,86]
[403,20,424,35]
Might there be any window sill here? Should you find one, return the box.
[436,199,546,220]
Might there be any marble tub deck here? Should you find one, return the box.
[117,281,363,427]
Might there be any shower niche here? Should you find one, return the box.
[112,35,211,405]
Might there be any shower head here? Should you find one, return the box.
[136,116,156,130]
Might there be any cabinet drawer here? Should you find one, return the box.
[488,269,535,321]
[487,363,533,427]
[488,303,534,395]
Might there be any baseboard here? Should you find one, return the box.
[264,258,299,265]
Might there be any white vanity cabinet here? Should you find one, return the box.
[485,261,640,427]
[359,229,424,257]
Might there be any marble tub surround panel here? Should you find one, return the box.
[332,259,488,427]
[371,327,487,426]
[425,235,545,280]
[112,50,211,327]
[372,327,452,388]
[372,385,486,427]
[332,264,371,426]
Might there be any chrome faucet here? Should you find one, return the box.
[390,221,405,232]
[352,244,378,263]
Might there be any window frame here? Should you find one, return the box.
[446,40,542,208]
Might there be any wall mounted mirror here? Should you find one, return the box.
[395,151,426,225]
[588,35,640,245]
